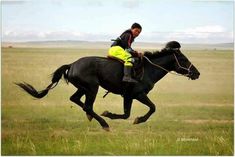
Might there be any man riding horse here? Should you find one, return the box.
[16,24,200,131]
[109,23,142,83]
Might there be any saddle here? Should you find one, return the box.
[107,56,144,81]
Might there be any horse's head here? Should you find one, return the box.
[164,41,200,80]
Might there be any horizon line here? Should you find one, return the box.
[2,40,234,45]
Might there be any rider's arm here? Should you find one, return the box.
[120,33,136,54]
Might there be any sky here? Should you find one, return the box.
[1,0,234,43]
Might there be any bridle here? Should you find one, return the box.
[143,48,193,78]
[173,52,193,77]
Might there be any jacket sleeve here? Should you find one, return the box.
[120,33,135,54]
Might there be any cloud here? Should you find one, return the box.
[2,30,114,42]
[185,25,225,33]
[148,25,233,43]
[3,30,78,41]
[179,25,226,40]
[82,0,103,7]
[127,25,232,43]
[2,0,27,5]
[2,25,233,43]
[122,0,140,9]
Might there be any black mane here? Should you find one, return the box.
[144,49,172,59]
[143,41,181,59]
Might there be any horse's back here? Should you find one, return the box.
[68,56,124,93]
[68,57,97,79]
[69,56,122,76]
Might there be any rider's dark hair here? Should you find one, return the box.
[131,23,142,30]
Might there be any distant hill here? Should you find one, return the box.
[2,40,234,50]
[2,40,112,49]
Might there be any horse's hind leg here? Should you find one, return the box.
[70,90,93,121]
[70,90,85,108]
[83,88,110,131]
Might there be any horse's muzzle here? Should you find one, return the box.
[189,71,200,80]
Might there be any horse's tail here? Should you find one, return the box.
[15,64,71,99]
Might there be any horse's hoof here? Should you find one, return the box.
[86,114,93,121]
[101,111,109,117]
[133,117,139,124]
[103,127,110,132]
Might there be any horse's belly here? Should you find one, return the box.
[99,78,123,94]
[97,60,124,94]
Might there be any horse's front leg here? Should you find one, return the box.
[133,93,156,124]
[101,96,133,119]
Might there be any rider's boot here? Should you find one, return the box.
[122,66,138,83]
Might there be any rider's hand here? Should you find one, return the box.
[132,51,139,57]
[132,51,142,58]
[137,52,143,58]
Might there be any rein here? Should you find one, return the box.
[104,51,192,98]
[143,54,191,77]
[173,53,192,75]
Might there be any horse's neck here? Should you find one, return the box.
[145,55,174,83]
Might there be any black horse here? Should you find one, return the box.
[16,41,200,131]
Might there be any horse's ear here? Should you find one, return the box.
[165,41,181,50]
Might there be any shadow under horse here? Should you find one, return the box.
[16,41,200,131]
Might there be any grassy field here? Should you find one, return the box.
[1,47,234,155]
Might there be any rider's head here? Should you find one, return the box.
[131,23,142,38]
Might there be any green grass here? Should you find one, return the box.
[2,47,234,155]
